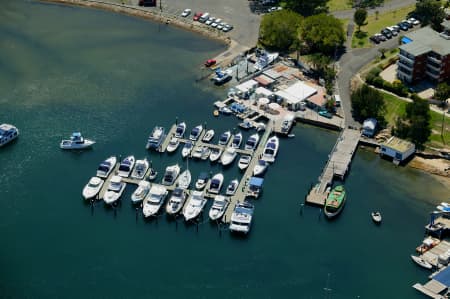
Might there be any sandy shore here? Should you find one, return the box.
[41,0,232,45]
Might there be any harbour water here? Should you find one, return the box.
[1,1,449,298]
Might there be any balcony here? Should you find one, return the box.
[427,56,442,64]
[426,63,441,72]
[398,60,413,71]
[398,53,415,65]
[397,69,413,82]
[426,70,440,79]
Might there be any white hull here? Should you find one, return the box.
[208,196,229,221]
[208,173,224,194]
[131,181,151,204]
[143,204,163,217]
[218,131,231,146]
[166,189,187,215]
[131,159,149,180]
[82,177,104,200]
[411,255,432,269]
[177,170,191,189]
[161,164,181,186]
[209,149,222,162]
[60,139,95,150]
[96,156,117,178]
[231,133,242,149]
[226,179,239,196]
[118,156,135,178]
[103,184,126,205]
[252,161,268,176]
[189,125,203,141]
[202,130,215,142]
[261,136,279,163]
[220,148,237,166]
[0,124,19,147]
[183,191,206,221]
[244,134,260,151]
[238,156,251,170]
[174,122,186,138]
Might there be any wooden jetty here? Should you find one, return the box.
[305,128,360,206]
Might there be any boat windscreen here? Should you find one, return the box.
[98,165,110,172]
[267,142,276,149]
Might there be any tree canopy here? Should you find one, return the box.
[351,84,386,124]
[259,10,303,50]
[284,0,328,16]
[301,14,345,54]
[354,8,368,31]
[413,0,446,31]
[435,82,450,107]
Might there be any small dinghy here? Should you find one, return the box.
[209,148,222,162]
[411,255,432,270]
[371,211,382,224]
[148,168,158,181]
[202,130,215,142]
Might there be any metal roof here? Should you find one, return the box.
[433,266,450,287]
[402,26,450,56]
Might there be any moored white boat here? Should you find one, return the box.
[174,122,186,138]
[218,131,231,145]
[131,180,151,204]
[166,137,180,153]
[192,146,209,159]
[195,172,209,190]
[411,255,432,270]
[209,195,229,221]
[202,129,215,142]
[96,156,117,178]
[219,106,232,115]
[189,125,203,141]
[183,191,207,221]
[181,141,194,158]
[118,155,135,178]
[220,147,237,166]
[0,124,19,147]
[209,148,223,162]
[60,132,95,150]
[208,173,224,194]
[131,158,149,179]
[231,132,242,149]
[142,185,168,217]
[244,133,260,151]
[161,164,181,186]
[252,159,268,176]
[225,179,239,196]
[238,155,251,170]
[261,136,279,163]
[371,211,382,224]
[146,126,166,150]
[148,168,158,181]
[103,175,126,205]
[176,169,191,189]
[166,187,188,215]
[229,201,254,234]
[82,177,104,200]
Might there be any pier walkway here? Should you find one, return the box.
[305,128,360,206]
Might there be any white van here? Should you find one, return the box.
[199,12,210,23]
[334,95,341,107]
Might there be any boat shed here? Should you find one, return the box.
[247,177,264,199]
[255,87,273,99]
[362,118,378,138]
[235,79,258,94]
[414,265,450,298]
[275,81,317,111]
[254,74,275,87]
[380,136,415,163]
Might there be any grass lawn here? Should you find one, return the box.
[351,4,415,48]
[328,0,352,12]
[382,91,450,149]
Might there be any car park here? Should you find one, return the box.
[381,28,393,39]
[193,12,203,21]
[181,8,191,17]
[205,17,215,25]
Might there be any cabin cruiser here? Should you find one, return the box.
[252,159,268,176]
[245,133,260,151]
[131,158,149,180]
[220,147,237,166]
[238,155,251,170]
[254,51,279,71]
[183,191,207,221]
[131,180,151,204]
[246,177,264,199]
[226,179,239,196]
[189,125,203,141]
[238,119,253,130]
[142,185,168,217]
[209,148,223,162]
[208,173,224,194]
[212,68,232,85]
[176,169,191,189]
[202,129,215,142]
[261,136,279,163]
[231,132,242,149]
[229,201,255,234]
[192,146,210,160]
[161,164,181,186]
[96,156,117,178]
[82,177,104,200]
[218,131,231,145]
[174,122,186,138]
[209,195,229,221]
[166,188,188,215]
[0,124,19,147]
[281,114,295,134]
[118,155,135,178]
[60,132,95,150]
[103,175,126,205]
[219,106,232,115]
[195,172,209,190]
[146,126,166,150]
[181,141,194,158]
[166,137,180,153]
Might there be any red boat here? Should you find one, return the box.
[204,59,216,67]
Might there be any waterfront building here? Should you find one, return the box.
[397,22,450,83]
[275,81,319,111]
[380,136,415,164]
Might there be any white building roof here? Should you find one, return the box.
[275,81,317,105]
[255,87,273,97]
[235,79,258,93]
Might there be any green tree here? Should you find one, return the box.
[354,8,368,32]
[435,82,450,107]
[301,14,345,55]
[351,84,386,124]
[284,0,328,16]
[413,0,446,31]
[259,10,303,50]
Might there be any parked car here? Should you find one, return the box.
[381,29,393,39]
[370,35,380,44]
[193,12,203,21]
[222,24,234,32]
[205,17,215,25]
[217,22,226,30]
[408,17,420,26]
[181,8,191,17]
[401,20,413,28]
[199,12,210,23]
[204,59,217,67]
[319,110,333,119]
[211,18,222,27]
[386,26,398,36]
[391,25,400,32]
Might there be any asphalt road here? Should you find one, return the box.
[331,0,416,20]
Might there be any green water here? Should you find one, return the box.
[1,1,449,298]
